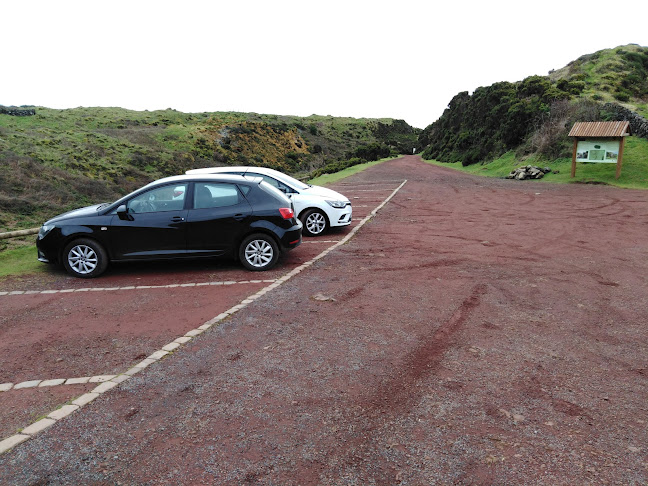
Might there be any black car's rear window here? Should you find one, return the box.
[257,181,291,204]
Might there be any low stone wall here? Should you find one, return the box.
[603,103,648,139]
[0,106,36,116]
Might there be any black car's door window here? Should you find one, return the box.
[110,183,189,259]
[193,183,240,209]
[185,182,253,255]
[127,184,187,213]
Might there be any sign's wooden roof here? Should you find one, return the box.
[569,121,631,138]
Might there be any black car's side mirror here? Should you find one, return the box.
[117,204,134,221]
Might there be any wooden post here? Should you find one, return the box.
[571,138,579,178]
[616,136,626,179]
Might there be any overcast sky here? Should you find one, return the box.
[3,1,647,128]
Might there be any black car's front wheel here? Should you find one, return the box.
[62,238,109,278]
[239,234,279,271]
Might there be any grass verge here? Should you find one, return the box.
[423,137,648,190]
[308,157,397,185]
[0,245,44,278]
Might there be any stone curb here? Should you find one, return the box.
[48,405,79,421]
[72,393,100,407]
[0,435,30,455]
[21,418,56,435]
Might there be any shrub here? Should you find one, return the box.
[349,143,391,161]
[614,91,630,102]
[311,157,365,178]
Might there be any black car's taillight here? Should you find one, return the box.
[279,208,295,220]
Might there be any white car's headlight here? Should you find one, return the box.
[326,200,348,209]
[38,224,55,240]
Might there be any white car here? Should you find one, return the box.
[186,166,352,236]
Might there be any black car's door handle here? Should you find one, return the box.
[171,216,185,222]
[233,213,246,221]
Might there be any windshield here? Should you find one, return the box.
[262,169,310,191]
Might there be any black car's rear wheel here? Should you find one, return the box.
[239,234,279,271]
[62,238,108,278]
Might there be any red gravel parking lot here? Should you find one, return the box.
[1,156,647,485]
[0,175,398,443]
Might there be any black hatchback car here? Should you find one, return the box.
[37,174,303,278]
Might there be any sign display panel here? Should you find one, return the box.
[575,139,620,163]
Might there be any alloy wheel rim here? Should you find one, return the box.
[244,239,273,268]
[68,245,98,274]
[306,213,326,234]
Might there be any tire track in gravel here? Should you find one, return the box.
[313,283,489,481]
[365,282,488,414]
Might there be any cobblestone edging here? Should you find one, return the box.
[1,375,121,392]
[0,180,407,455]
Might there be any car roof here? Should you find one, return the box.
[144,173,259,188]
[186,166,279,176]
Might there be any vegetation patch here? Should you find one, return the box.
[418,44,648,176]
[0,108,418,233]
[423,135,648,190]
[0,245,43,278]
[309,157,397,185]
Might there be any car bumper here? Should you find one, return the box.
[36,238,59,264]
[328,206,353,228]
[279,221,303,250]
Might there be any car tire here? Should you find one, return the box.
[239,234,279,271]
[300,209,328,237]
[62,238,109,278]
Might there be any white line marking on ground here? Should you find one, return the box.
[345,189,399,192]
[335,180,406,186]
[0,179,407,455]
[0,279,277,297]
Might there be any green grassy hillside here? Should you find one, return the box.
[0,107,417,233]
[549,44,648,117]
[418,44,648,176]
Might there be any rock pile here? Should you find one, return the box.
[507,165,552,180]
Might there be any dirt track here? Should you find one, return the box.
[1,155,647,485]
